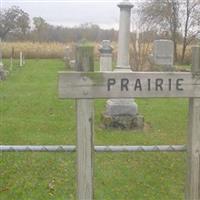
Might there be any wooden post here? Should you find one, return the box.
[76,45,94,200]
[186,45,200,200]
[20,51,23,67]
[10,47,14,71]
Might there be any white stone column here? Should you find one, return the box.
[116,0,133,70]
[103,0,143,129]
[106,0,138,117]
[99,40,113,71]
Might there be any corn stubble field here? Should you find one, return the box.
[0,56,189,199]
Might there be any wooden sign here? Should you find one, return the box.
[58,46,200,200]
[58,71,200,99]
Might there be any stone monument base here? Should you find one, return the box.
[101,113,144,130]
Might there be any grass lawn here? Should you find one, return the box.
[1,59,188,199]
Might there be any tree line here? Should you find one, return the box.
[0,6,118,43]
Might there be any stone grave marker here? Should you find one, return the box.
[101,0,144,129]
[153,40,174,71]
[64,47,70,69]
[99,40,113,71]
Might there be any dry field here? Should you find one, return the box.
[0,42,109,59]
[1,41,192,64]
[1,42,67,59]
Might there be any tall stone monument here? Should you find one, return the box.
[102,0,144,129]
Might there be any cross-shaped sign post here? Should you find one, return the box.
[58,45,200,200]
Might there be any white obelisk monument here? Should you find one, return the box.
[103,0,143,129]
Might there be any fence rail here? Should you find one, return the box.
[0,145,186,152]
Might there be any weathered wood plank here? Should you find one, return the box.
[77,99,94,200]
[186,46,200,200]
[58,71,200,98]
[76,45,94,200]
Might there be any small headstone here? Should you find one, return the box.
[64,47,70,68]
[70,60,76,70]
[99,40,113,71]
[153,40,174,67]
[106,99,138,116]
[102,99,143,129]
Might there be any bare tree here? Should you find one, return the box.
[139,0,180,61]
[181,0,200,63]
[131,6,156,70]
[169,0,180,61]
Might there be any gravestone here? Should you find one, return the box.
[102,0,144,129]
[69,60,76,70]
[153,40,174,71]
[64,47,76,70]
[64,47,70,69]
[99,40,113,71]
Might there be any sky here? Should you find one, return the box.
[0,0,128,29]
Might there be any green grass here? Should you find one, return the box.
[1,59,187,199]
[175,64,191,71]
